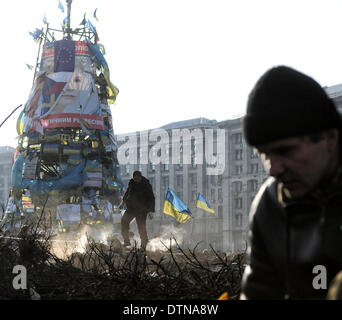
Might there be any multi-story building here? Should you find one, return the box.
[0,146,15,218]
[116,84,342,253]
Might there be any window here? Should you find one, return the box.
[149,163,156,172]
[192,190,197,202]
[233,133,242,145]
[235,165,243,175]
[176,175,183,188]
[211,189,216,203]
[162,164,169,171]
[235,213,243,227]
[191,156,197,169]
[125,165,130,175]
[234,197,243,209]
[232,181,242,193]
[176,162,183,170]
[217,175,223,187]
[190,173,197,186]
[218,189,223,203]
[249,163,258,174]
[210,175,216,186]
[247,180,258,192]
[191,139,196,153]
[218,205,223,218]
[235,149,243,160]
[162,176,169,190]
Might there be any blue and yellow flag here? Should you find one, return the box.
[196,193,215,214]
[63,17,68,29]
[29,29,43,42]
[88,43,119,103]
[163,188,192,223]
[58,0,65,13]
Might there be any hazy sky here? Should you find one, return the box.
[1,0,342,148]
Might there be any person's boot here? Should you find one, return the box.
[140,241,148,251]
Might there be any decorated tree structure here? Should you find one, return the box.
[4,1,123,233]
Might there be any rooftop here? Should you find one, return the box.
[160,117,217,130]
[324,84,342,99]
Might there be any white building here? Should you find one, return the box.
[116,83,342,253]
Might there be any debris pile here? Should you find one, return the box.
[0,225,246,300]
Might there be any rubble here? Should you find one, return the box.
[0,224,246,300]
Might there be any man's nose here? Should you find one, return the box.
[269,155,286,178]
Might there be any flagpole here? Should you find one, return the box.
[66,0,72,40]
[32,35,44,85]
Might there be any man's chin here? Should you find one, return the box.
[283,186,309,200]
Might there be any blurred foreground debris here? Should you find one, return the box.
[0,225,246,300]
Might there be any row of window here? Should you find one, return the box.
[123,141,201,165]
[234,196,258,211]
[120,133,257,166]
[123,162,261,177]
[232,180,259,193]
[234,163,259,175]
[123,163,201,175]
[234,148,259,160]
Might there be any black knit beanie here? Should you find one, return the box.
[243,66,342,146]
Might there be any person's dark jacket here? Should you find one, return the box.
[123,177,155,213]
[241,173,342,300]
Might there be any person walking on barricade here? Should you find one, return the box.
[119,171,155,250]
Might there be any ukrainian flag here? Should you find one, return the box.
[196,193,215,214]
[163,188,192,223]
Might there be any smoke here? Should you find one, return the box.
[50,223,120,259]
[50,222,188,258]
[50,236,80,260]
[147,224,187,252]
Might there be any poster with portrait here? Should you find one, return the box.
[32,40,98,118]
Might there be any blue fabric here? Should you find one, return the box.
[197,193,212,208]
[29,28,43,42]
[54,40,75,72]
[58,0,64,13]
[12,160,85,195]
[88,42,108,69]
[165,188,191,215]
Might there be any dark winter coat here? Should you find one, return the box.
[123,177,155,213]
[241,171,342,300]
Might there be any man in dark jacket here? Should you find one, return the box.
[119,171,155,250]
[241,66,342,299]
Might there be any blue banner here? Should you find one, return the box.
[54,40,75,72]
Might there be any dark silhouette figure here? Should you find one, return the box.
[119,171,155,250]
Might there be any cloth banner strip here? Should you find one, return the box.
[42,113,105,130]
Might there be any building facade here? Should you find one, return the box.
[116,84,342,253]
[116,117,266,253]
